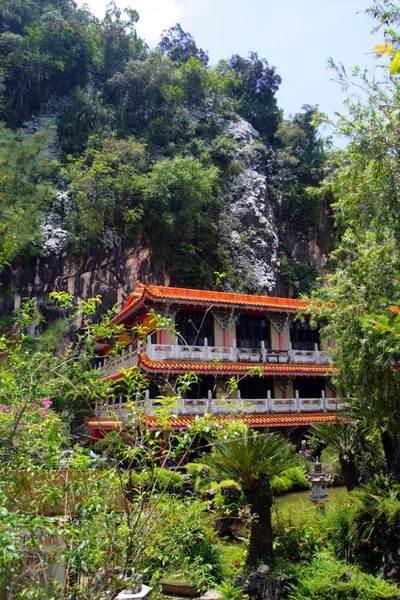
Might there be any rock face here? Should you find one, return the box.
[221,119,280,294]
[0,244,166,318]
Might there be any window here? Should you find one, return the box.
[294,377,325,398]
[235,315,271,349]
[175,310,214,346]
[290,321,320,351]
[238,376,274,399]
[184,376,216,399]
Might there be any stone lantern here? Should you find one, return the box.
[307,458,331,502]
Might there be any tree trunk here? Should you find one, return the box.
[339,456,358,492]
[382,430,400,481]
[246,484,273,569]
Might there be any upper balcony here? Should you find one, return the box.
[145,339,330,365]
[95,339,331,378]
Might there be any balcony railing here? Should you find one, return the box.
[146,339,330,365]
[96,347,139,377]
[95,389,345,419]
[95,340,330,378]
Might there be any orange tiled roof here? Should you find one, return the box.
[137,352,335,377]
[100,353,336,381]
[112,282,311,324]
[87,412,348,431]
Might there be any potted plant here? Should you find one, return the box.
[161,560,208,597]
[214,480,248,538]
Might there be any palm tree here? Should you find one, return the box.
[311,420,360,492]
[202,429,300,568]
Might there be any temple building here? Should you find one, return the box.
[87,282,343,441]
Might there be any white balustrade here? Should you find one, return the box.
[95,389,345,419]
[145,340,330,366]
[97,346,139,377]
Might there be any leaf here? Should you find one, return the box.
[390,51,400,74]
[374,42,393,56]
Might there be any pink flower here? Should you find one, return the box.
[41,398,52,415]
[13,441,19,447]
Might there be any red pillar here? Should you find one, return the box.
[223,330,229,347]
[160,330,166,344]
[279,334,285,351]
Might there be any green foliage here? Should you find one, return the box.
[202,430,300,493]
[288,551,400,599]
[64,135,147,253]
[221,52,282,141]
[140,496,223,582]
[148,467,184,493]
[214,479,243,515]
[144,155,222,284]
[271,466,309,494]
[0,124,56,270]
[273,512,326,563]
[215,581,243,600]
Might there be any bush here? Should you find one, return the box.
[185,462,211,479]
[150,467,184,493]
[273,513,325,564]
[326,501,358,562]
[140,496,223,583]
[288,551,400,599]
[271,466,309,494]
[214,480,243,515]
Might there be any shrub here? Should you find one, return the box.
[271,466,309,494]
[185,462,212,479]
[214,480,243,515]
[150,467,184,493]
[139,496,223,583]
[273,513,325,564]
[326,501,358,562]
[288,551,400,599]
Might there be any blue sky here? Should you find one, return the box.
[83,0,380,135]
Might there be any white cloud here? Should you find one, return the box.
[82,0,196,46]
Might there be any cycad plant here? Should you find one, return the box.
[202,429,300,568]
[311,420,360,491]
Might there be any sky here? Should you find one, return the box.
[80,0,381,138]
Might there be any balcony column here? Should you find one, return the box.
[276,377,292,400]
[268,314,291,352]
[295,389,300,413]
[204,338,210,360]
[266,390,271,413]
[207,389,213,413]
[210,308,240,352]
[260,340,266,363]
[314,343,319,364]
[321,390,327,413]
[159,330,167,344]
[232,339,237,362]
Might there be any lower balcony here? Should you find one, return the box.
[95,390,345,420]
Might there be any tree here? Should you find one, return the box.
[311,421,360,491]
[64,135,148,254]
[307,1,400,479]
[144,155,222,286]
[0,124,56,271]
[158,23,209,66]
[202,429,300,568]
[221,52,282,141]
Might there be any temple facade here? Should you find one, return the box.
[88,282,343,438]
